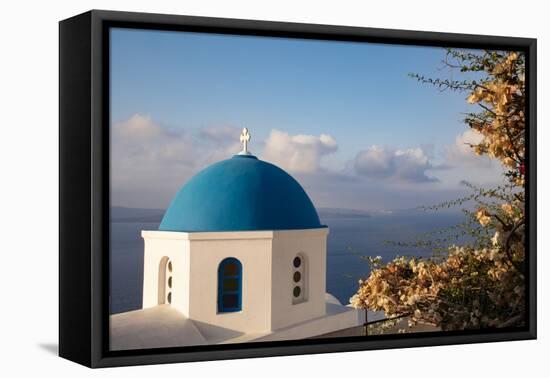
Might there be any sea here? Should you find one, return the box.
[110,210,467,314]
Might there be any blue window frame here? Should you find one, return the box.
[217,257,242,313]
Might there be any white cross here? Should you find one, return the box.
[239,128,251,155]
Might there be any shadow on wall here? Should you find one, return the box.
[192,320,244,344]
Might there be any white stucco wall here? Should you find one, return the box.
[270,228,328,330]
[141,227,328,334]
[187,231,274,333]
[141,231,191,316]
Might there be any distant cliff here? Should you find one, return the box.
[317,208,372,219]
[110,207,164,223]
[111,206,376,223]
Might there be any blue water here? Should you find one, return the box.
[110,211,465,314]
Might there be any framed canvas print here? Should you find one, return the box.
[59,10,537,368]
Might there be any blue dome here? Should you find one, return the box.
[159,155,323,232]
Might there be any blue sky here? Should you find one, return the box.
[110,27,503,210]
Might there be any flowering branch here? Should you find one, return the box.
[352,50,526,332]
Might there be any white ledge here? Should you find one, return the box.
[142,227,329,240]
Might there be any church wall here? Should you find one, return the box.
[141,231,191,316]
[187,231,273,333]
[142,228,329,334]
[270,228,328,331]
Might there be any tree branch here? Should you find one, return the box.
[504,218,525,276]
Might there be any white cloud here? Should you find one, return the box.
[354,145,437,183]
[200,125,241,145]
[429,129,505,188]
[352,145,394,178]
[111,118,340,208]
[198,125,242,164]
[445,129,488,166]
[110,115,506,212]
[261,129,337,173]
[112,114,198,167]
[111,114,244,208]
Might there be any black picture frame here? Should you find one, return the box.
[59,9,537,368]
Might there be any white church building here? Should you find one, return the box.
[110,129,364,350]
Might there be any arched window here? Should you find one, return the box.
[217,258,242,313]
[292,254,307,304]
[158,256,173,305]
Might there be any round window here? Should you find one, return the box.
[293,256,301,268]
[168,276,172,288]
[167,292,172,304]
[293,286,301,298]
[293,271,301,282]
